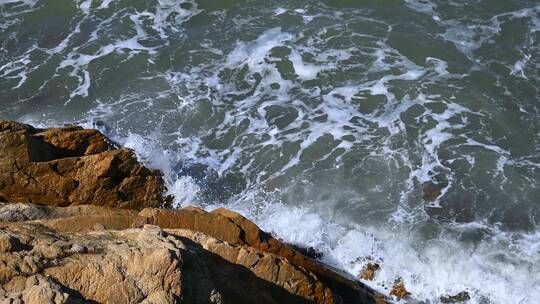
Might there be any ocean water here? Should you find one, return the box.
[1,0,539,302]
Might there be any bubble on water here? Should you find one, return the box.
[169,176,201,208]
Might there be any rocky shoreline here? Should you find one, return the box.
[0,120,394,304]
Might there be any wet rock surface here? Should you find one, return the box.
[440,291,471,303]
[358,263,380,281]
[422,181,443,202]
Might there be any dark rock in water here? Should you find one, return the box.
[425,190,476,225]
[459,228,489,243]
[91,119,114,136]
[38,31,66,49]
[422,181,443,202]
[492,204,535,231]
[93,120,106,128]
[358,262,380,281]
[291,244,324,259]
[440,291,471,303]
[0,120,169,210]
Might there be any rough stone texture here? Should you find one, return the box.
[134,207,388,304]
[0,222,184,303]
[0,220,334,304]
[175,229,334,304]
[358,263,380,281]
[0,203,138,230]
[390,281,411,300]
[0,203,391,303]
[0,120,168,209]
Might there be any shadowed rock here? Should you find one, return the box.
[0,216,333,303]
[134,207,389,304]
[0,202,393,304]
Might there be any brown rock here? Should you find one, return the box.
[0,203,392,303]
[21,275,75,304]
[0,203,138,233]
[390,281,411,299]
[176,229,335,304]
[0,274,80,304]
[135,206,390,304]
[134,207,244,245]
[37,126,113,157]
[358,262,380,281]
[0,233,24,253]
[373,293,389,304]
[0,120,168,210]
[211,207,267,247]
[43,213,137,232]
[0,220,333,304]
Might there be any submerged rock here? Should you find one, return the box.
[422,181,443,202]
[0,120,169,209]
[440,291,471,303]
[292,245,324,260]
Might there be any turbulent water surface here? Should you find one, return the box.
[1,0,539,302]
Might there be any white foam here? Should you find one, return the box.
[426,57,449,76]
[404,0,438,15]
[117,131,176,178]
[288,51,323,80]
[57,23,158,99]
[2,0,201,102]
[174,192,540,304]
[510,53,531,79]
[78,0,92,13]
[0,0,31,4]
[98,0,115,9]
[169,176,201,207]
[273,7,286,16]
[226,27,293,67]
[153,0,201,38]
